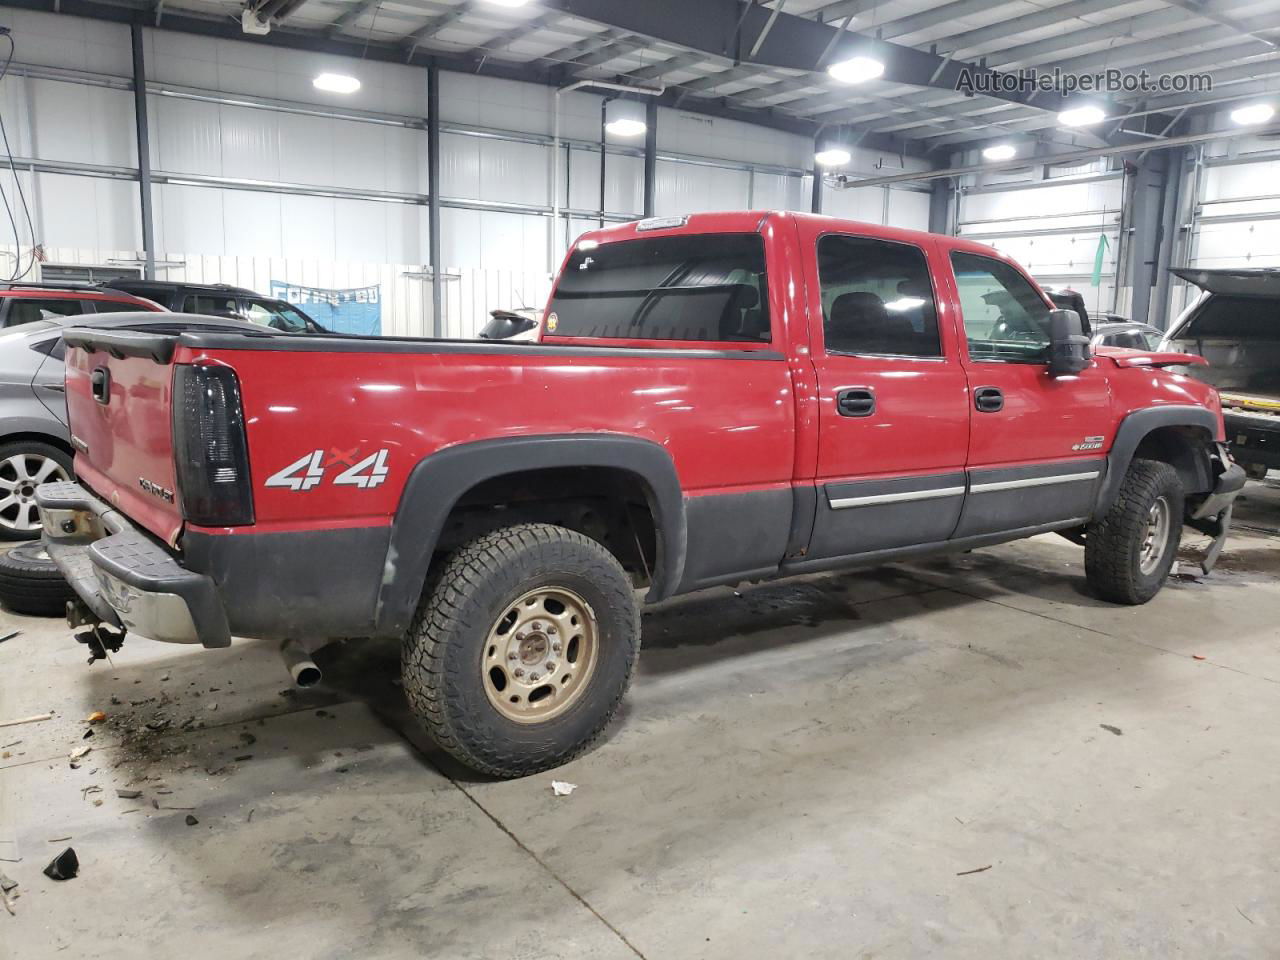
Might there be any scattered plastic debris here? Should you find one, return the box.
[0,871,17,915]
[0,631,19,645]
[43,848,79,881]
[115,789,142,800]
[69,745,91,763]
[1100,724,1123,736]
[956,864,992,876]
[0,714,53,729]
[1192,654,1207,661]
[184,815,199,827]
[551,780,577,797]
[85,711,106,724]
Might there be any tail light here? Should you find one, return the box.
[172,363,254,526]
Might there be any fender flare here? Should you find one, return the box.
[373,433,687,636]
[1095,405,1220,517]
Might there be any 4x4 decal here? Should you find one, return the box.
[265,448,390,491]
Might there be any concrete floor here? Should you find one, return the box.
[3,488,1280,959]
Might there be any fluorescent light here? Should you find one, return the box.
[1231,103,1275,126]
[814,148,852,167]
[1058,105,1106,127]
[983,144,1017,161]
[481,0,529,5]
[827,56,885,85]
[313,73,361,94]
[605,118,647,137]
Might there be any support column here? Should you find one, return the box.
[810,157,823,214]
[1125,154,1167,326]
[1152,149,1186,330]
[928,177,951,235]
[129,24,155,281]
[643,99,658,218]
[427,62,443,338]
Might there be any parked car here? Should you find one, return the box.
[478,308,540,341]
[1161,267,1280,479]
[39,211,1242,778]
[0,281,162,328]
[105,280,326,333]
[1092,321,1164,351]
[0,311,270,540]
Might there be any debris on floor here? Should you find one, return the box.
[956,864,992,876]
[0,871,17,915]
[42,848,79,882]
[1100,724,1123,736]
[115,789,142,800]
[0,713,53,729]
[85,711,106,724]
[185,815,199,826]
[0,631,19,645]
[551,780,577,797]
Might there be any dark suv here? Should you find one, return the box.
[0,282,163,327]
[106,280,324,333]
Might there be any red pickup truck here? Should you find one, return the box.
[37,211,1243,778]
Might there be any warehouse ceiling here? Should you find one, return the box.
[11,0,1280,154]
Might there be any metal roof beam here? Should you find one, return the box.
[535,0,1106,115]
[1161,0,1279,49]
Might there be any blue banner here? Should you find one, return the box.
[271,281,382,335]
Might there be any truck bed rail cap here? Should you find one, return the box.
[63,327,178,364]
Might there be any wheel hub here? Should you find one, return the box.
[0,453,69,533]
[483,587,598,724]
[1139,495,1171,575]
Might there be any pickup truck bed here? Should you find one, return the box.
[39,211,1244,778]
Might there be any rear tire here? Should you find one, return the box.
[0,440,73,541]
[1085,459,1183,605]
[0,541,75,616]
[402,523,640,779]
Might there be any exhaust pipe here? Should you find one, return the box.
[280,639,322,688]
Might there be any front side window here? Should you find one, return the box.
[545,233,770,342]
[818,235,941,357]
[951,252,1052,363]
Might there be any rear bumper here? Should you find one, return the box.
[35,481,231,647]
[1224,411,1280,471]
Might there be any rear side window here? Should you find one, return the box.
[184,294,239,317]
[818,235,941,357]
[546,233,770,342]
[3,297,89,327]
[1183,296,1280,340]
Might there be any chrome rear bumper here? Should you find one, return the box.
[35,481,231,647]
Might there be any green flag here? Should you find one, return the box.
[1091,233,1110,287]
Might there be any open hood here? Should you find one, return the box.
[1170,267,1280,298]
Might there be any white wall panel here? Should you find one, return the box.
[150,95,223,176]
[654,161,751,216]
[29,80,135,167]
[154,182,225,255]
[888,190,931,232]
[37,173,140,251]
[280,194,335,260]
[749,172,805,211]
[222,189,282,257]
[2,9,131,75]
[822,185,887,224]
[477,137,549,207]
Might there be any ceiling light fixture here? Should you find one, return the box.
[814,147,852,167]
[604,118,647,137]
[604,98,647,138]
[827,56,885,85]
[983,143,1017,161]
[481,0,530,5]
[313,73,361,94]
[1058,104,1106,127]
[1230,103,1275,126]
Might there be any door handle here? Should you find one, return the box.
[974,386,1004,413]
[837,388,876,418]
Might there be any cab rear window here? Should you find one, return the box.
[545,233,770,342]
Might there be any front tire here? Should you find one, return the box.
[402,523,640,778]
[1085,459,1183,604]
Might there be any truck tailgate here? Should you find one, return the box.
[63,330,184,545]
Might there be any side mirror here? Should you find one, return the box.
[1047,308,1092,376]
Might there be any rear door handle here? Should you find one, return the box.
[91,367,110,405]
[974,386,1004,413]
[837,388,876,418]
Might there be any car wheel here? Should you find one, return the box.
[1085,459,1183,605]
[0,541,75,616]
[402,523,640,778]
[0,441,73,541]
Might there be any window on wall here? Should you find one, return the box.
[951,251,1052,363]
[817,234,941,357]
[545,233,770,342]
